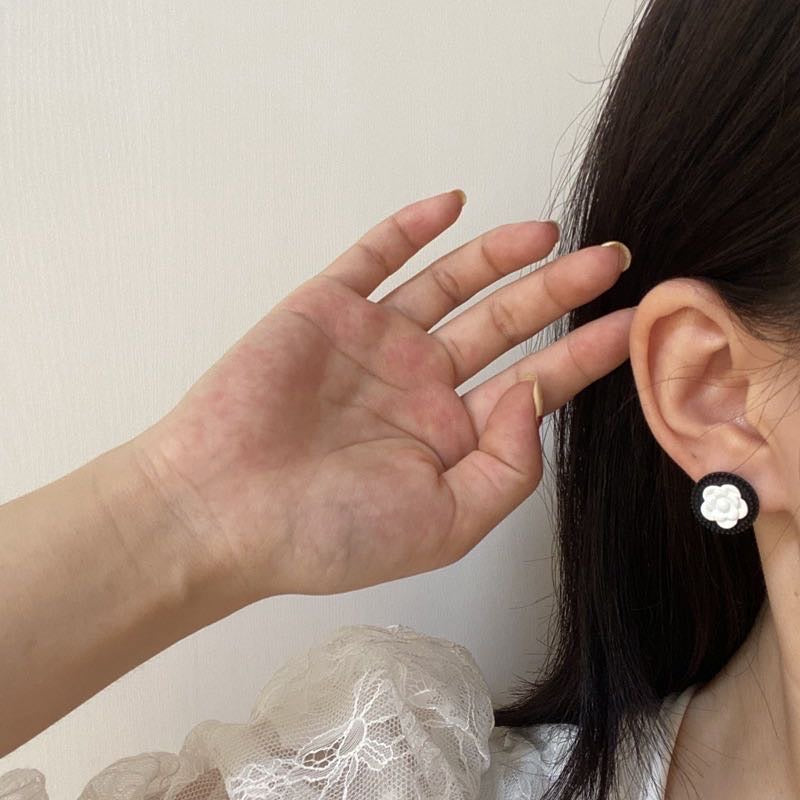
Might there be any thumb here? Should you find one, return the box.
[438,377,544,564]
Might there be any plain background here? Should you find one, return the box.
[0,2,639,797]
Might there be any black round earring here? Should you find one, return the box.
[690,471,759,534]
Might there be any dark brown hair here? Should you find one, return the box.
[492,1,800,798]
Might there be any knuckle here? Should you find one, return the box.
[355,239,392,279]
[429,263,463,306]
[388,212,418,253]
[434,332,465,383]
[540,266,571,318]
[565,330,594,383]
[480,236,507,280]
[487,293,521,348]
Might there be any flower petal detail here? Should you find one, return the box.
[698,481,748,528]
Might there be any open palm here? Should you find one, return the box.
[133,189,634,602]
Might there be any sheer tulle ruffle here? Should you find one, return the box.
[1,624,573,800]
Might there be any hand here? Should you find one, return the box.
[131,189,634,602]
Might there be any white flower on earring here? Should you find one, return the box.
[700,483,748,529]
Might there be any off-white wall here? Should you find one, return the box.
[0,2,637,797]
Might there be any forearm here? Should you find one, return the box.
[0,440,240,758]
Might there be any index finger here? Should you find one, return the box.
[318,189,467,297]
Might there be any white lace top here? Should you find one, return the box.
[0,624,696,800]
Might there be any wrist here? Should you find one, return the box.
[125,413,292,604]
[92,438,248,628]
[0,437,250,752]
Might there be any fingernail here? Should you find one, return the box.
[522,373,545,420]
[454,189,467,206]
[601,240,632,271]
[533,378,544,421]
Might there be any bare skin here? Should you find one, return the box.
[0,189,635,758]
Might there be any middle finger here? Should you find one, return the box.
[377,220,561,329]
[432,241,632,386]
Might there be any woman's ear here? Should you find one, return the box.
[628,278,793,516]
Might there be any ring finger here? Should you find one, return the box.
[432,241,632,387]
[461,306,636,434]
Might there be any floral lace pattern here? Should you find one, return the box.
[1,625,504,800]
[0,623,693,800]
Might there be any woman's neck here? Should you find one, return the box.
[667,510,800,798]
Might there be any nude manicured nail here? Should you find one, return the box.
[601,240,632,271]
[533,378,544,420]
[522,373,545,420]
